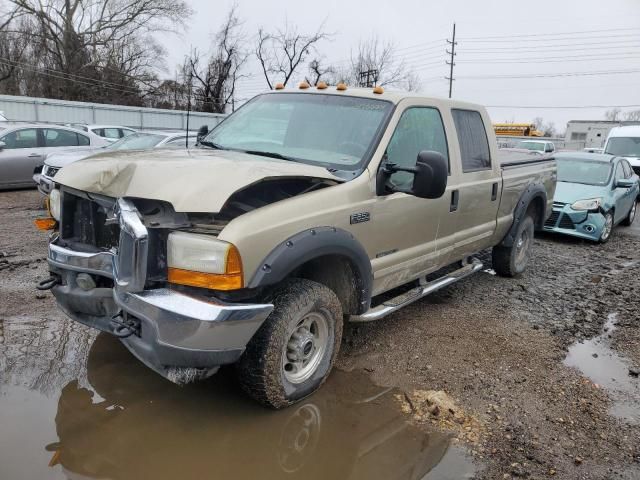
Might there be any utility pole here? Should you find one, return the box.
[359,69,378,88]
[185,70,192,148]
[445,23,457,99]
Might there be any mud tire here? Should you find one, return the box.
[492,215,535,278]
[236,278,343,409]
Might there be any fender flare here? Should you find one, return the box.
[247,227,373,314]
[500,183,548,247]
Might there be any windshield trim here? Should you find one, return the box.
[202,92,397,177]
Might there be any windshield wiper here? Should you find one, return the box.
[199,140,225,150]
[242,150,296,162]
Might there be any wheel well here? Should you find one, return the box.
[288,254,362,315]
[527,195,546,230]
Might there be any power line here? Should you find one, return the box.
[486,104,640,109]
[458,26,640,41]
[458,68,640,80]
[457,40,640,53]
[458,54,640,65]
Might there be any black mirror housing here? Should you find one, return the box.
[616,178,636,189]
[411,151,448,199]
[376,150,448,199]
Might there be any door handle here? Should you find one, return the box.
[450,190,459,212]
[491,182,498,201]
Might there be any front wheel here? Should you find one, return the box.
[236,279,343,409]
[599,211,614,243]
[492,215,535,277]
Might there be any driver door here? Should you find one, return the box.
[368,104,455,295]
[0,128,43,188]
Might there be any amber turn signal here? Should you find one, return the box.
[34,217,57,231]
[168,244,243,291]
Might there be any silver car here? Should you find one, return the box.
[0,123,107,190]
[35,131,198,194]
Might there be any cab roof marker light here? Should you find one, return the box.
[373,86,384,94]
[299,81,310,89]
[336,83,347,91]
[274,82,285,90]
[316,81,328,90]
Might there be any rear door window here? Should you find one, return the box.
[451,109,491,172]
[43,129,80,147]
[621,160,633,178]
[0,128,39,149]
[77,133,90,146]
[615,162,625,181]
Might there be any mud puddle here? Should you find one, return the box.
[0,331,476,480]
[564,313,640,424]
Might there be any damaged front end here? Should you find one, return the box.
[45,187,273,384]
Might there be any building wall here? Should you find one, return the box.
[0,94,226,131]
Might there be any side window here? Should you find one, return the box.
[621,160,632,178]
[385,107,449,187]
[165,137,187,148]
[77,133,90,146]
[451,109,491,172]
[615,162,625,181]
[102,128,121,139]
[44,129,79,147]
[0,129,39,149]
[121,129,135,138]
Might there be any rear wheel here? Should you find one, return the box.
[236,279,343,409]
[621,201,637,226]
[599,211,614,243]
[492,215,535,277]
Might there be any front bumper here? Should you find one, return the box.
[543,205,605,242]
[47,198,273,383]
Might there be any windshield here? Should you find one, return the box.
[107,133,166,150]
[604,137,640,158]
[557,158,612,186]
[203,93,393,170]
[516,141,545,152]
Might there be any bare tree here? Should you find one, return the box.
[605,108,622,121]
[2,0,192,102]
[305,58,335,86]
[532,117,557,137]
[624,110,640,122]
[256,22,330,89]
[184,6,247,113]
[349,36,410,87]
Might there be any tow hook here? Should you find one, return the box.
[36,275,60,291]
[110,313,141,338]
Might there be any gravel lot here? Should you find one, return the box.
[1,189,640,479]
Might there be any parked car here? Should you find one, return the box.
[70,124,137,142]
[0,123,108,190]
[604,125,640,176]
[40,87,556,408]
[515,139,555,154]
[543,152,638,242]
[34,131,198,194]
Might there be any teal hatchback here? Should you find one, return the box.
[544,153,639,242]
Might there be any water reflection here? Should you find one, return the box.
[47,334,456,480]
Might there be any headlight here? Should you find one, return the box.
[571,198,602,211]
[167,231,243,290]
[48,189,61,221]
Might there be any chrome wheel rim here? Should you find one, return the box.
[515,228,531,267]
[282,311,329,384]
[278,404,321,473]
[601,214,613,240]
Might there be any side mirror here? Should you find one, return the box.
[0,141,5,151]
[196,125,209,145]
[376,150,448,199]
[616,178,636,189]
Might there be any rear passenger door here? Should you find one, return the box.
[613,161,634,223]
[449,109,501,259]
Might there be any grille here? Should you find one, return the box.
[60,192,120,251]
[558,214,576,229]
[545,210,560,227]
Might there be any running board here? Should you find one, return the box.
[350,258,483,322]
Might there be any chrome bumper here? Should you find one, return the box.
[47,198,273,382]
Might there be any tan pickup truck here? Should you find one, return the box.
[40,86,556,408]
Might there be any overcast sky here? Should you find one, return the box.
[166,0,640,133]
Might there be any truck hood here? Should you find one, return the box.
[554,181,607,204]
[54,148,343,212]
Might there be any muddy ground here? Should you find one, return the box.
[1,189,640,480]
